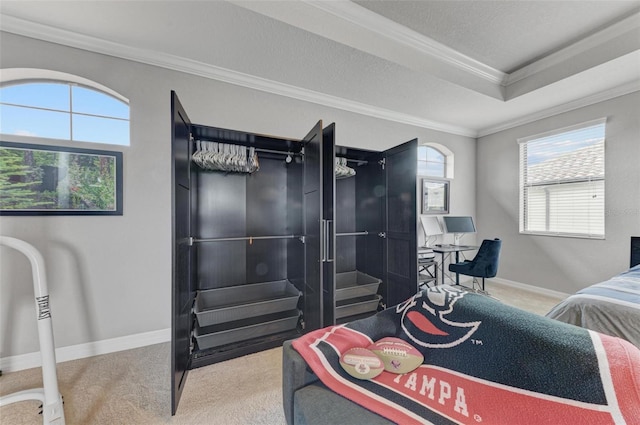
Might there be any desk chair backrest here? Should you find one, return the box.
[473,238,502,278]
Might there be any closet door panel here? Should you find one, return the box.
[171,91,193,415]
[322,124,336,325]
[302,121,323,331]
[287,160,304,292]
[303,191,322,329]
[384,140,418,308]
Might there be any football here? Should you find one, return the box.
[368,337,424,374]
[339,347,385,380]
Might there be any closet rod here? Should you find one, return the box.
[344,158,368,165]
[336,231,369,237]
[193,235,301,243]
[195,140,299,157]
[254,147,299,156]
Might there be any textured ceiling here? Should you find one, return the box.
[354,0,640,72]
[1,0,639,137]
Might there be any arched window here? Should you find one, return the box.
[418,143,454,179]
[0,69,129,146]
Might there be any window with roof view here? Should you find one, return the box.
[519,118,606,238]
[418,145,446,178]
[0,80,129,146]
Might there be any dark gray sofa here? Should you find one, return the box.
[282,339,392,425]
[281,284,640,425]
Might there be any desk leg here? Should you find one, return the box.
[455,251,460,285]
[439,252,446,285]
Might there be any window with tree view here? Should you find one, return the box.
[0,142,122,214]
[519,119,606,238]
[0,76,126,214]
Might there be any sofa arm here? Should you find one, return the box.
[282,339,320,425]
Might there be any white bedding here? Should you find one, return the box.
[546,265,640,347]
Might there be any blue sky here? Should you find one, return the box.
[0,83,129,145]
[526,124,605,165]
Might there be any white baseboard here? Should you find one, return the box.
[0,327,171,373]
[489,277,570,299]
[0,280,567,373]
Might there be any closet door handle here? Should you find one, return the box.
[321,219,327,262]
[326,220,334,263]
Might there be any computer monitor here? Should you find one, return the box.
[443,216,476,245]
[420,215,442,247]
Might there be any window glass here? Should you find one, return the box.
[0,104,70,139]
[72,86,129,119]
[0,83,70,111]
[0,81,129,146]
[425,147,444,163]
[418,161,445,177]
[418,146,427,161]
[417,145,446,178]
[519,119,605,238]
[73,114,130,146]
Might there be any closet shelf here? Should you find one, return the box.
[194,310,301,350]
[335,295,381,320]
[194,280,302,327]
[335,271,381,302]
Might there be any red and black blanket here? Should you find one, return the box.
[292,285,640,425]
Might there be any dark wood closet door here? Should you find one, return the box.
[171,91,195,415]
[322,124,336,326]
[384,139,418,308]
[302,121,324,331]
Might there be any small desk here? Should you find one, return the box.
[431,245,478,286]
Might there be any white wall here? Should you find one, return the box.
[477,92,640,294]
[0,32,476,365]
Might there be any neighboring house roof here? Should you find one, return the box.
[527,141,604,185]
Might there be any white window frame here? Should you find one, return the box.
[418,143,454,179]
[518,118,606,239]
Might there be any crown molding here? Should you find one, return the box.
[3,9,636,141]
[506,11,640,86]
[304,0,506,85]
[237,0,638,101]
[305,1,640,97]
[0,14,476,138]
[477,80,640,138]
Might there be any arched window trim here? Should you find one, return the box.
[419,142,454,179]
[0,68,128,104]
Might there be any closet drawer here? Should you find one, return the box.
[335,271,381,302]
[195,280,301,327]
[194,310,300,350]
[335,295,381,320]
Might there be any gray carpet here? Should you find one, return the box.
[0,281,564,424]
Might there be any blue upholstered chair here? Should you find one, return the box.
[448,238,502,291]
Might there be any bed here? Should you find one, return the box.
[546,263,640,348]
